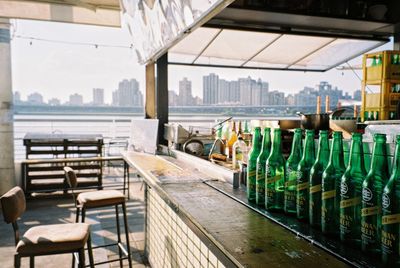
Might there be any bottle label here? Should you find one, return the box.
[310,184,321,193]
[322,190,336,200]
[361,206,380,217]
[361,221,377,243]
[340,197,361,208]
[340,182,348,195]
[248,170,256,177]
[362,187,373,202]
[382,229,397,255]
[382,214,400,225]
[267,175,283,184]
[382,193,390,209]
[340,214,352,234]
[297,182,309,191]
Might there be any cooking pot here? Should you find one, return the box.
[296,112,330,131]
[297,108,347,131]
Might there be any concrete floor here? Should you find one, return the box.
[0,175,149,268]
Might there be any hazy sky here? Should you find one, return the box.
[11,19,392,103]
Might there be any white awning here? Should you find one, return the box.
[0,0,121,27]
[168,27,387,71]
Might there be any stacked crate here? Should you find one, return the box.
[361,50,400,121]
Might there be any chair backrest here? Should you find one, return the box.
[0,186,26,224]
[64,166,78,188]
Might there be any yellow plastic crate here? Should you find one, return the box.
[364,50,400,83]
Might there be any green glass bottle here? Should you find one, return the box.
[247,127,262,203]
[321,131,346,235]
[256,128,271,207]
[339,133,366,246]
[382,135,400,264]
[361,133,389,254]
[265,128,285,211]
[296,129,316,221]
[309,130,330,227]
[372,56,377,66]
[284,128,303,215]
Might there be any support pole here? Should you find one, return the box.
[0,18,15,195]
[156,53,168,145]
[145,63,156,119]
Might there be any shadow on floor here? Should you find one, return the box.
[0,179,149,268]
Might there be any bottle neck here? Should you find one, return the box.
[315,134,329,165]
[289,132,302,160]
[391,141,400,179]
[261,130,271,152]
[252,130,262,152]
[329,137,344,168]
[301,134,315,164]
[370,141,388,177]
[348,138,366,173]
[271,131,282,156]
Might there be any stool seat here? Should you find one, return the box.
[77,190,125,208]
[16,223,90,256]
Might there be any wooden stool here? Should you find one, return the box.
[64,167,132,268]
[0,186,94,268]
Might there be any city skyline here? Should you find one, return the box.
[15,75,361,107]
[11,19,394,104]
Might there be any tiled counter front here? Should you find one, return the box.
[146,186,227,268]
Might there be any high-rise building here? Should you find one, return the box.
[251,81,261,106]
[295,87,317,107]
[260,80,269,105]
[353,89,362,101]
[267,91,285,105]
[218,79,230,104]
[239,77,253,105]
[285,94,295,106]
[48,98,61,106]
[168,90,179,106]
[93,88,104,106]
[179,77,193,106]
[203,73,219,105]
[27,92,44,105]
[229,81,240,103]
[69,93,83,106]
[112,79,143,107]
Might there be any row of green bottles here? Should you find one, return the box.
[247,127,284,210]
[371,55,382,66]
[391,84,400,93]
[246,127,400,264]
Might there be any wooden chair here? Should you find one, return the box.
[0,186,94,268]
[64,166,132,268]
